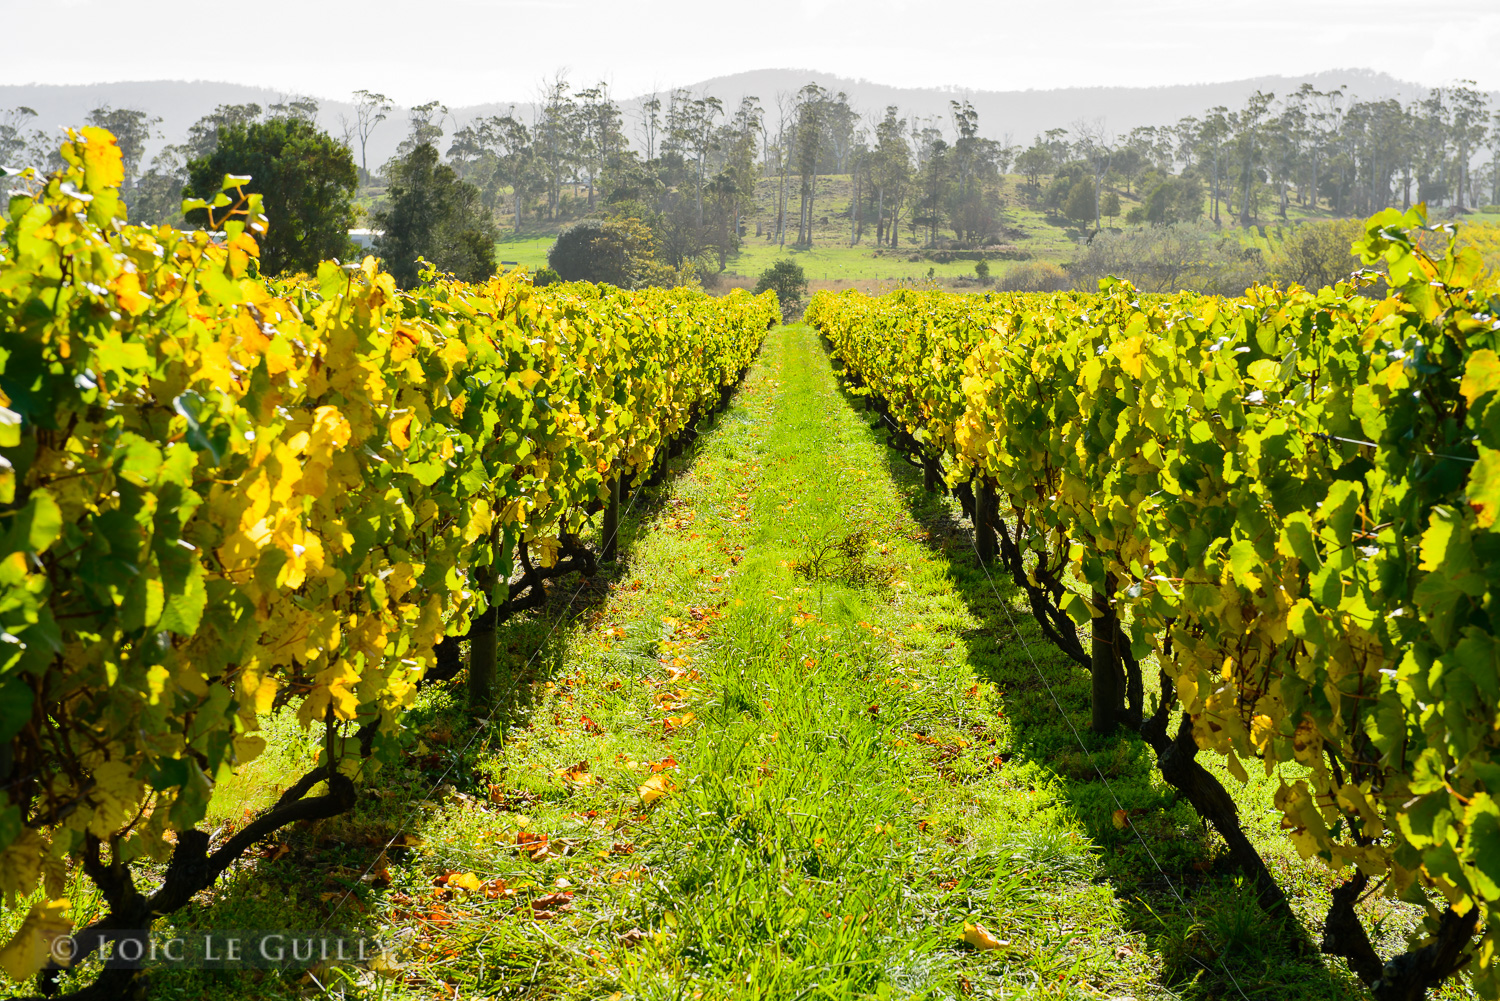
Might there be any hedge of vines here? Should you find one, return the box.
[810,209,1500,1000]
[0,128,776,995]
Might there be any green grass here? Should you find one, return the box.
[494,234,555,273]
[482,174,1108,289]
[28,324,1482,1000]
[727,174,1090,288]
[727,239,983,284]
[477,171,1500,292]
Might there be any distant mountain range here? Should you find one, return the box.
[2,69,1486,170]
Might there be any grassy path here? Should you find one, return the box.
[390,322,1115,999]
[166,323,1399,1000]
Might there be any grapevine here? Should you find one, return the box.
[809,212,1500,999]
[0,128,776,995]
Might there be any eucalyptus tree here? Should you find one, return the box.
[1449,80,1491,211]
[792,84,829,246]
[533,75,577,220]
[823,92,859,174]
[0,107,43,200]
[718,96,763,252]
[1231,90,1274,225]
[1015,139,1053,198]
[685,94,724,227]
[575,82,627,211]
[1116,126,1159,195]
[1171,116,1201,173]
[1196,107,1230,226]
[949,101,1000,240]
[1305,85,1347,212]
[486,113,540,230]
[1072,117,1112,230]
[758,92,801,247]
[1489,109,1500,206]
[912,120,948,246]
[394,100,449,163]
[638,93,663,163]
[445,108,538,229]
[348,90,393,179]
[1414,88,1453,207]
[870,107,912,248]
[1344,98,1407,214]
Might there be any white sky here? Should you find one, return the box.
[4,0,1498,105]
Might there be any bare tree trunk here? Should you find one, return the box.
[778,159,787,246]
[468,559,498,709]
[1239,135,1254,227]
[1457,146,1467,211]
[1212,151,1220,226]
[851,168,859,245]
[1090,583,1122,734]
[808,170,817,247]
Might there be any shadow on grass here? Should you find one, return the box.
[827,353,1364,1001]
[477,374,753,732]
[129,372,759,1001]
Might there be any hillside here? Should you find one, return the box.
[0,68,1474,172]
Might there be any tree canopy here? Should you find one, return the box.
[548,217,659,287]
[374,142,497,288]
[185,116,357,276]
[754,259,807,320]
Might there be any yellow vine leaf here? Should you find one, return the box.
[390,414,415,450]
[0,899,71,981]
[76,127,124,191]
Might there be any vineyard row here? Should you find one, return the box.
[0,128,777,993]
[808,215,1500,999]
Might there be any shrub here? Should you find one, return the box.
[1064,179,1096,226]
[1268,218,1367,290]
[1066,224,1268,295]
[1101,190,1122,222]
[634,257,703,290]
[996,261,1071,293]
[547,217,657,288]
[754,259,807,321]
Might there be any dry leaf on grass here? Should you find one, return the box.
[446,872,483,891]
[558,760,594,786]
[530,891,574,920]
[433,870,484,891]
[483,878,514,899]
[638,774,676,805]
[662,711,695,734]
[962,922,1008,951]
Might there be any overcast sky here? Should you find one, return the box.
[5,0,1497,105]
